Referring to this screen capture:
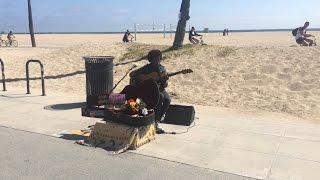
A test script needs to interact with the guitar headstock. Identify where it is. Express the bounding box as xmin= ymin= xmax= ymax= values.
xmin=181 ymin=69 xmax=193 ymax=74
